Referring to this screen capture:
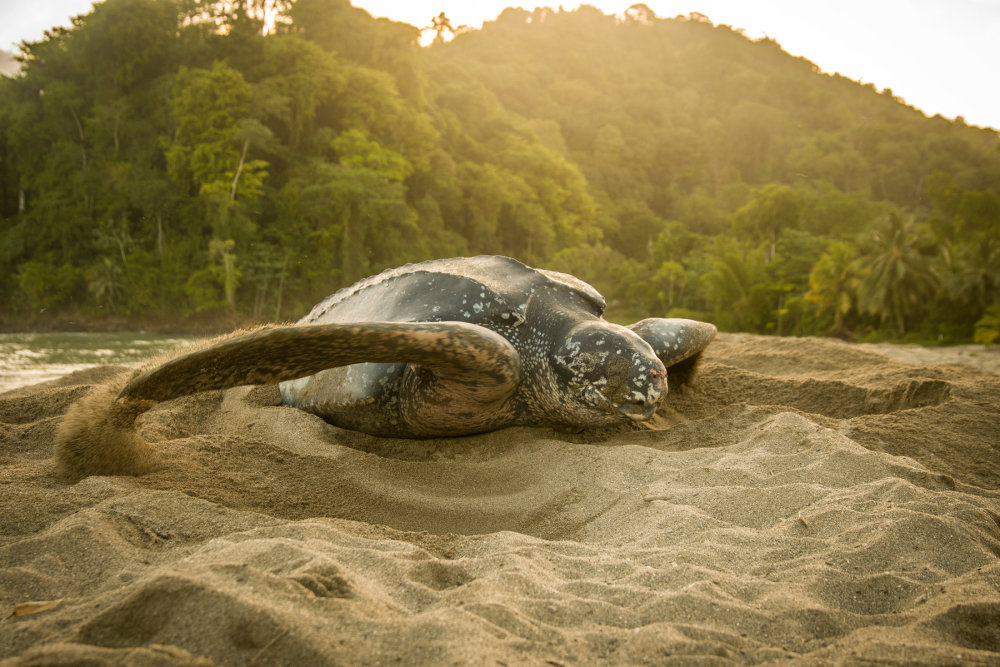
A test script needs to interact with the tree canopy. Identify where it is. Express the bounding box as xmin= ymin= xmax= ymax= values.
xmin=1 ymin=1 xmax=998 ymax=341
